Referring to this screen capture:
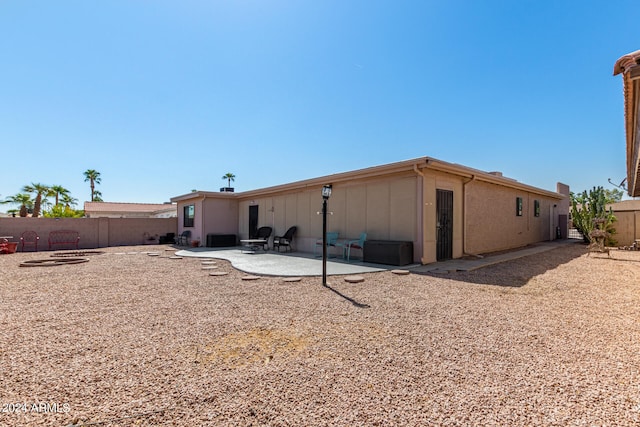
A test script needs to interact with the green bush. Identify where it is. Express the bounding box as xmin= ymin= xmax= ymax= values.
xmin=570 ymin=186 xmax=617 ymax=246
xmin=43 ymin=204 xmax=84 ymax=218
